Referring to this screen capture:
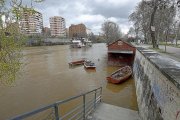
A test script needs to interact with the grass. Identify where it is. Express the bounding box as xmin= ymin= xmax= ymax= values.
xmin=149 ymin=47 xmax=174 ymax=55
xmin=149 ymin=47 xmax=164 ymax=52
xmin=159 ymin=42 xmax=180 ymax=48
